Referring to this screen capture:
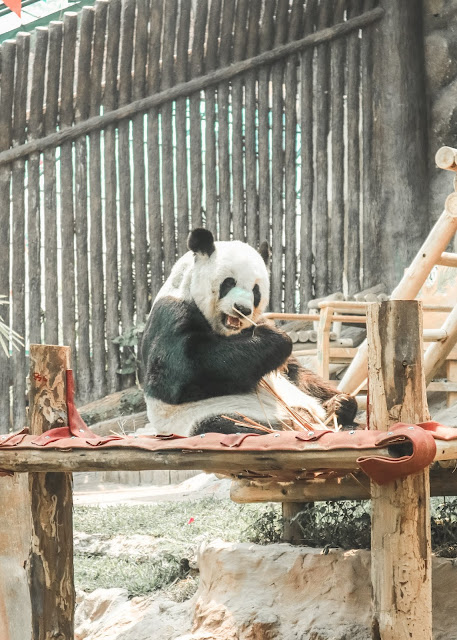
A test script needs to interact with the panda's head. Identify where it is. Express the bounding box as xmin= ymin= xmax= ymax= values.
xmin=187 ymin=228 xmax=270 ymax=336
